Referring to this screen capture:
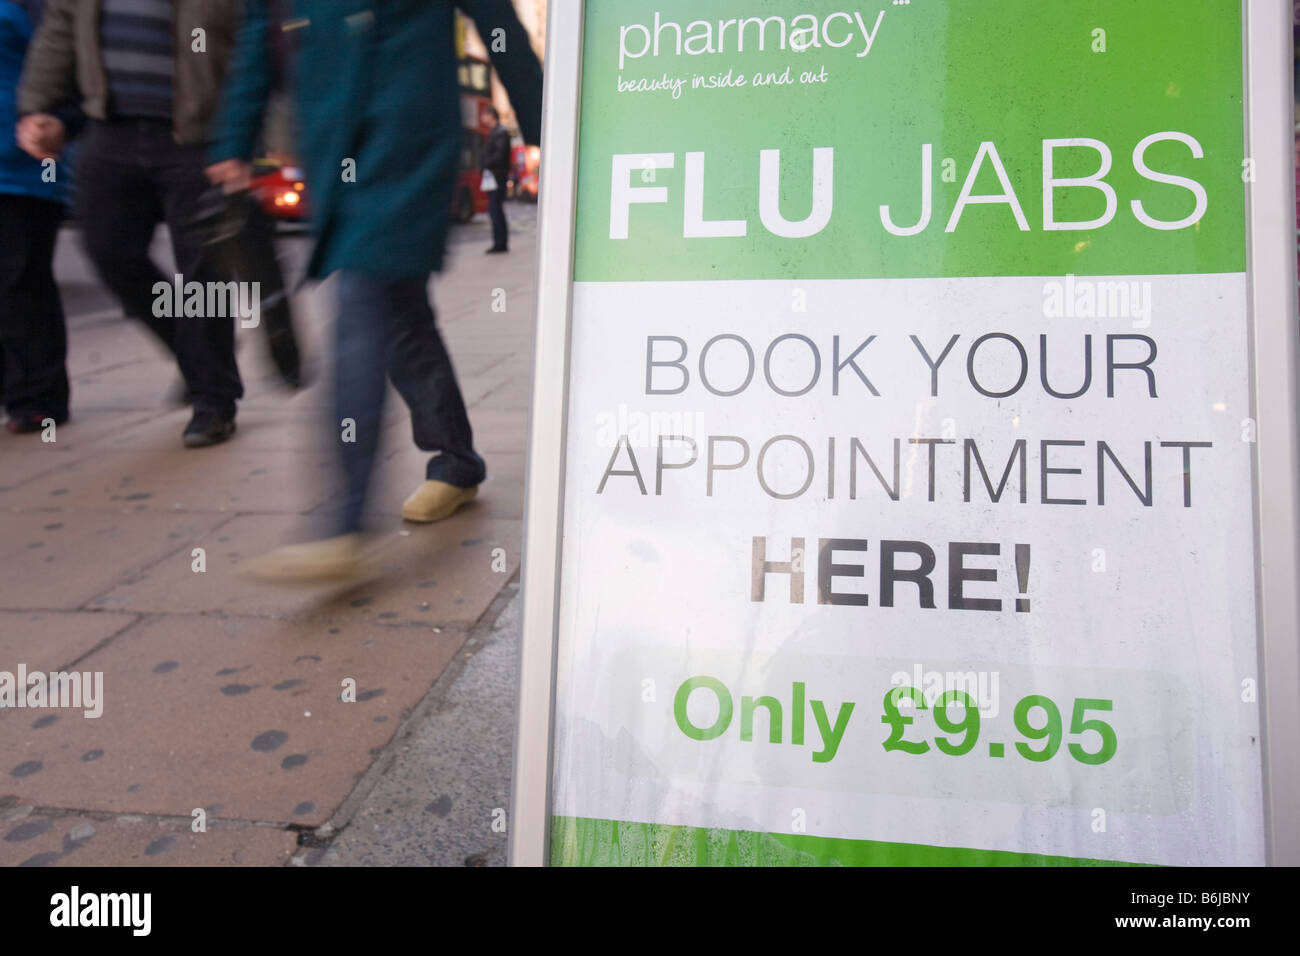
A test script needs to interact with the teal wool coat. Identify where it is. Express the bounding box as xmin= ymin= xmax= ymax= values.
xmin=209 ymin=0 xmax=543 ymax=279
